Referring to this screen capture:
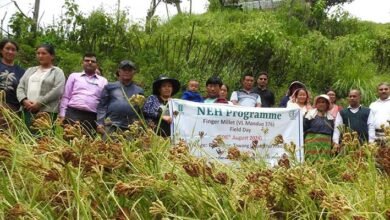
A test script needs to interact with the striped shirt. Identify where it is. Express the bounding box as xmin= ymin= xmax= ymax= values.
xmin=230 ymin=89 xmax=261 ymax=107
